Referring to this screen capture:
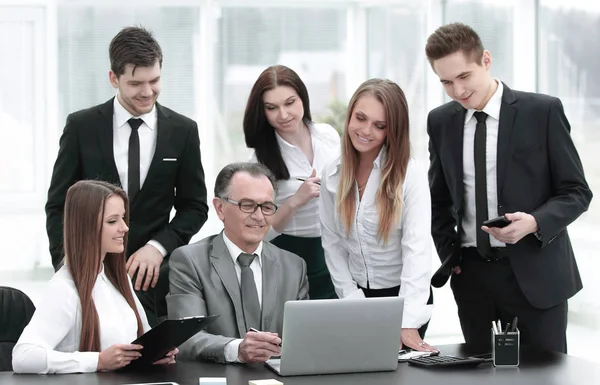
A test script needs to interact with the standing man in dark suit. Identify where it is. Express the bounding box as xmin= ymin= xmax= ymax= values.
xmin=45 ymin=26 xmax=209 ymax=326
xmin=167 ymin=162 xmax=309 ymax=364
xmin=425 ymin=23 xmax=592 ymax=353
